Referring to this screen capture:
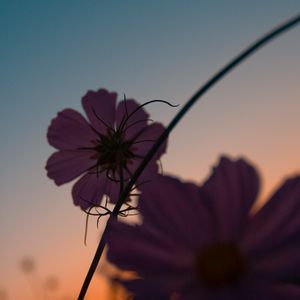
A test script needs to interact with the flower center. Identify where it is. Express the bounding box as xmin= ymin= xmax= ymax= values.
xmin=94 ymin=130 xmax=135 ymax=175
xmin=196 ymin=243 xmax=246 ymax=289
